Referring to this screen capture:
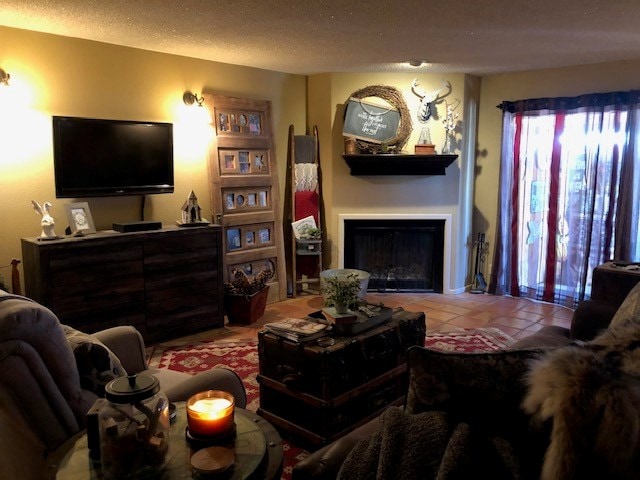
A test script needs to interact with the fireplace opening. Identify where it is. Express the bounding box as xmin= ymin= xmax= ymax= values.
xmin=343 ymin=219 xmax=445 ymax=293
